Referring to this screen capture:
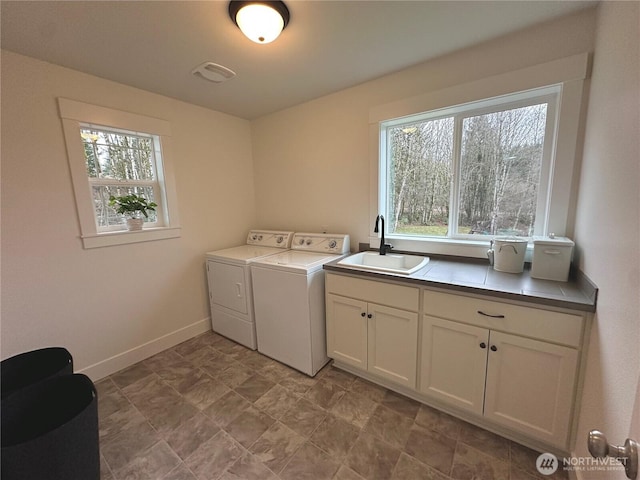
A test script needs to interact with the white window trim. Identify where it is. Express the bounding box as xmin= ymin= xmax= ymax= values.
xmin=59 ymin=98 xmax=181 ymax=249
xmin=369 ymin=53 xmax=590 ymax=258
